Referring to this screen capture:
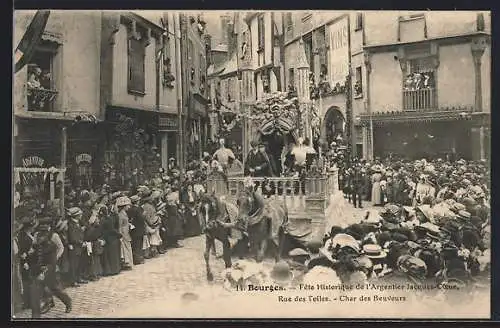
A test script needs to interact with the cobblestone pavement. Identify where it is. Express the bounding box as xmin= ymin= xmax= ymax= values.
xmin=13 ymin=195 xmax=377 ymax=319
